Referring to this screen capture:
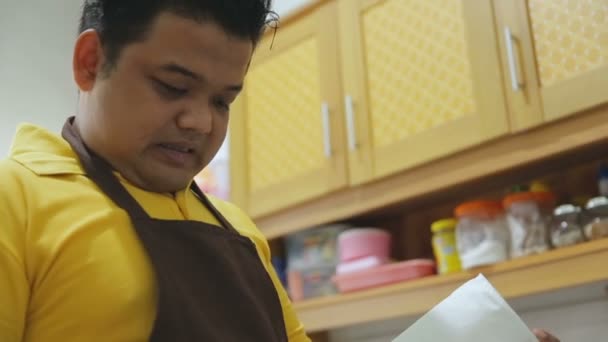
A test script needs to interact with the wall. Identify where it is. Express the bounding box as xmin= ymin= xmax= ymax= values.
xmin=0 ymin=0 xmax=81 ymax=156
xmin=272 ymin=0 xmax=313 ymax=17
